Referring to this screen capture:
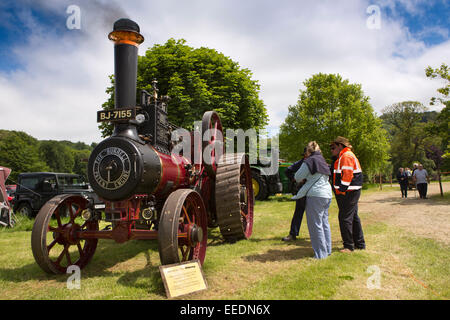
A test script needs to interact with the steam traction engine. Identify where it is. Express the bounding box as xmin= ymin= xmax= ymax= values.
xmin=31 ymin=19 xmax=254 ymax=274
